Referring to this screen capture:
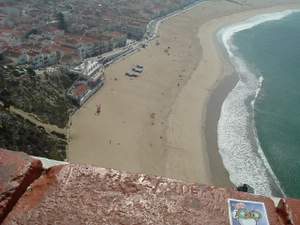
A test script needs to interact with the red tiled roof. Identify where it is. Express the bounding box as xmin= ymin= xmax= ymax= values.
xmin=45 ymin=27 xmax=62 ymax=33
xmin=110 ymin=31 xmax=124 ymax=38
xmin=0 ymin=28 xmax=13 ymax=34
xmin=74 ymin=83 xmax=88 ymax=97
xmin=25 ymin=49 xmax=40 ymax=57
xmin=0 ymin=3 xmax=12 ymax=7
xmin=57 ymin=45 xmax=76 ymax=55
